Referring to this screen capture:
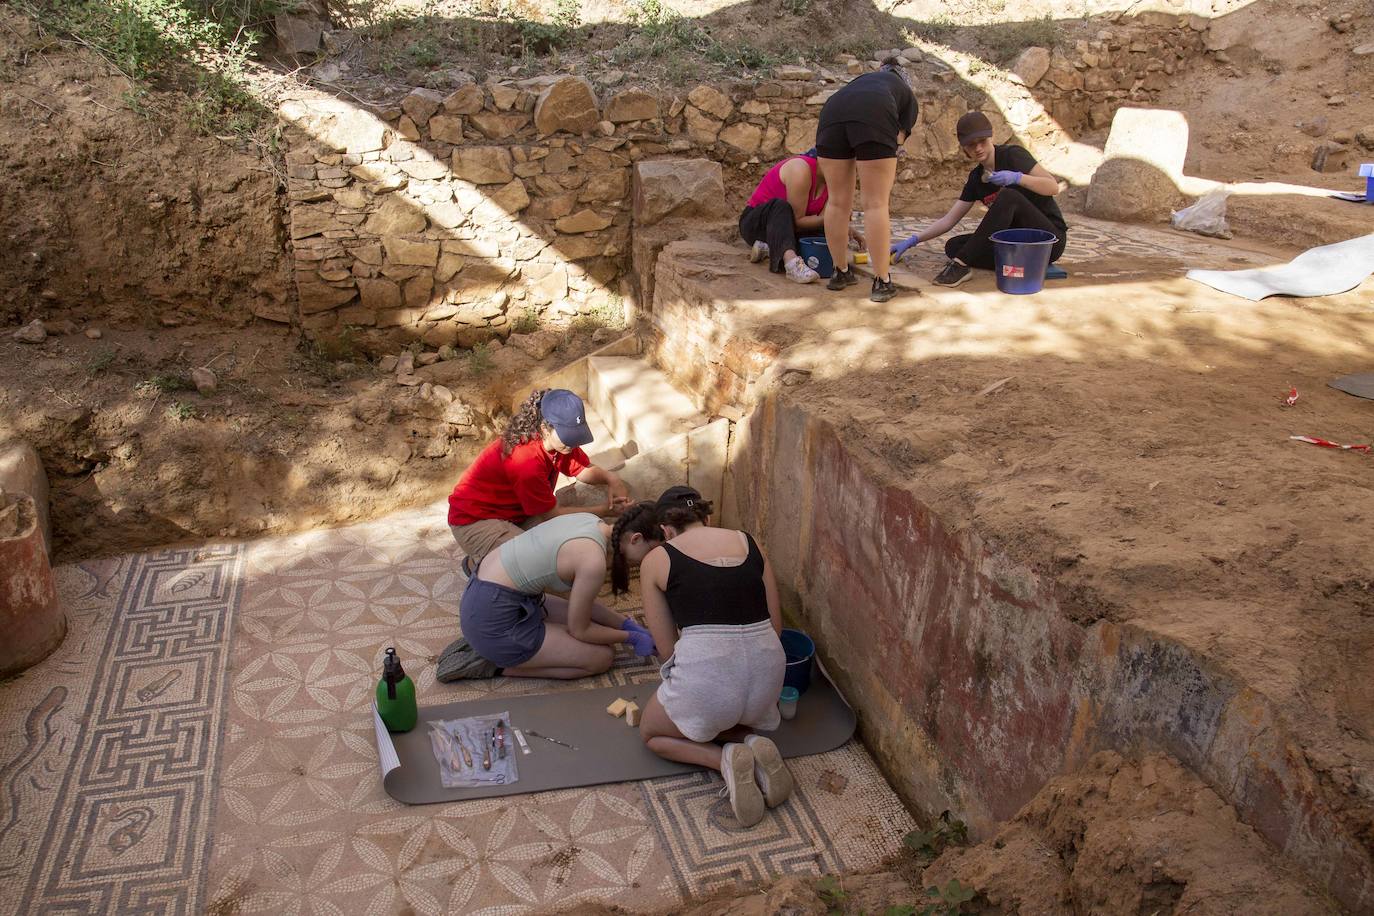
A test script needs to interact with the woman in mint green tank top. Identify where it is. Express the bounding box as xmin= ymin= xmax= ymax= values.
xmin=458 ymin=512 xmax=664 ymax=679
